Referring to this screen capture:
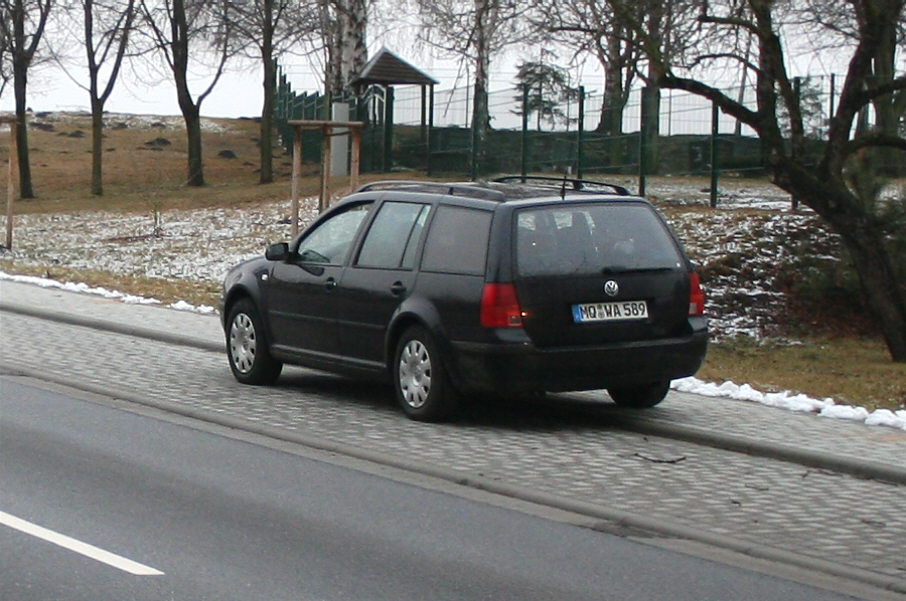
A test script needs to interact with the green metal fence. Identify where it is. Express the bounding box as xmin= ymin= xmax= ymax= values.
xmin=273 ymin=70 xmax=897 ymax=203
